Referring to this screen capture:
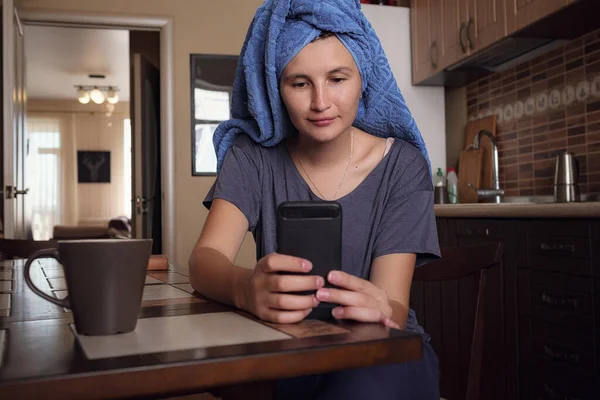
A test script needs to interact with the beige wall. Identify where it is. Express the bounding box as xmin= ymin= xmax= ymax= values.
xmin=18 ymin=0 xmax=262 ymax=266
